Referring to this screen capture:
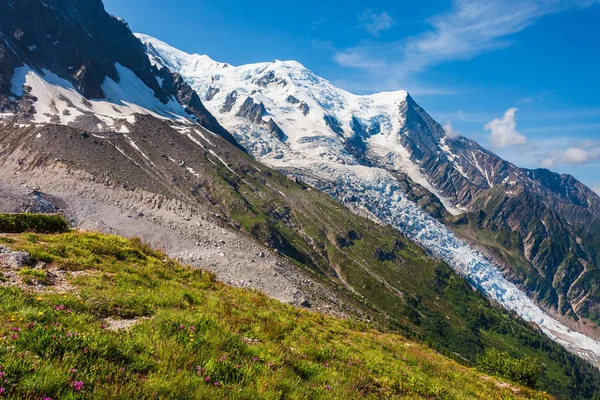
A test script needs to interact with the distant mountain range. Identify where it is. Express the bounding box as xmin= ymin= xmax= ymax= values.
xmin=2 ymin=1 xmax=600 ymax=398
